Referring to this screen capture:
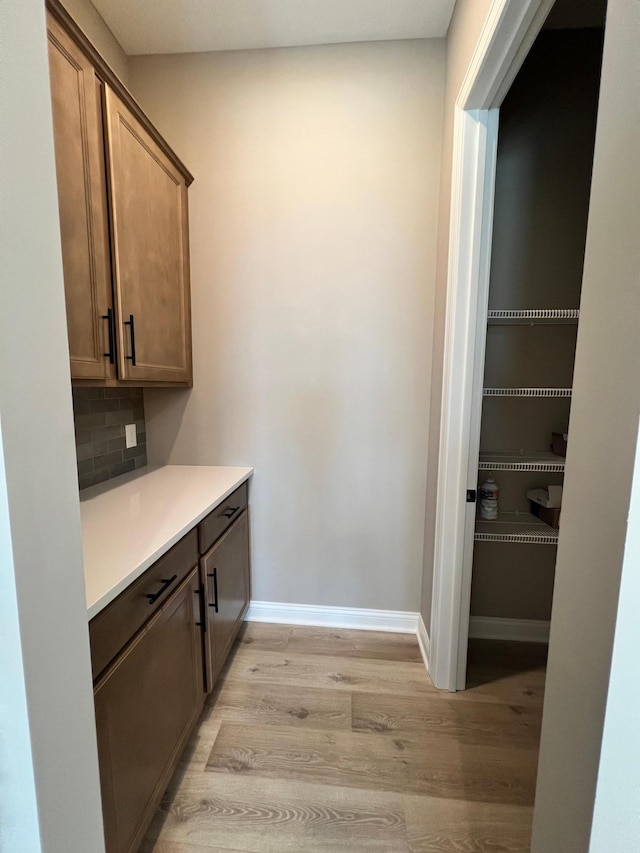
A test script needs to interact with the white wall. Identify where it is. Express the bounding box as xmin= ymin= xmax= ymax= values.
xmin=531 ymin=0 xmax=640 ymax=849
xmin=0 ymin=430 xmax=40 ymax=852
xmin=0 ymin=1 xmax=105 ymax=850
xmin=130 ymin=39 xmax=445 ymax=612
xmin=590 ymin=419 xmax=640 ymax=850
